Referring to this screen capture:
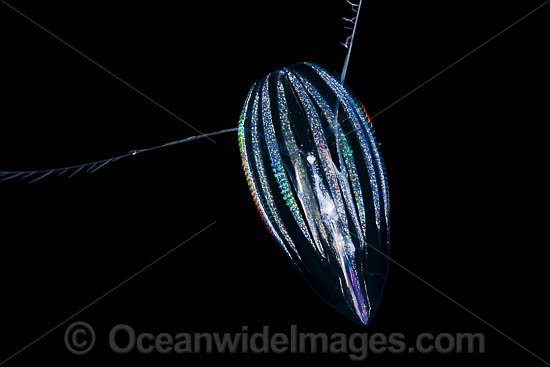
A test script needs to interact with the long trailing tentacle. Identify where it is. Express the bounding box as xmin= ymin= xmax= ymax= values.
xmin=0 ymin=124 xmax=304 ymax=184
xmin=0 ymin=128 xmax=238 ymax=183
